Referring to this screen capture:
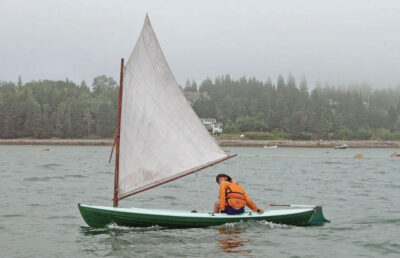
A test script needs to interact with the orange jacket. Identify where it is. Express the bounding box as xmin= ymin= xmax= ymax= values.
xmin=219 ymin=181 xmax=259 ymax=212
